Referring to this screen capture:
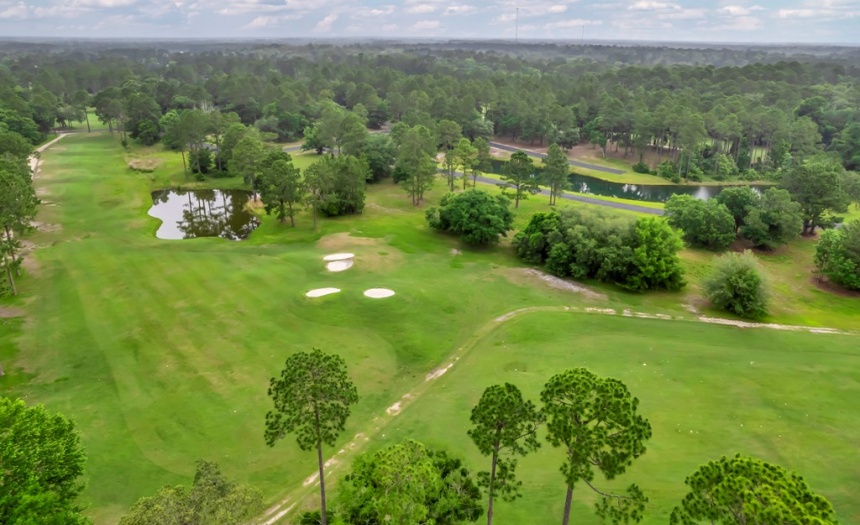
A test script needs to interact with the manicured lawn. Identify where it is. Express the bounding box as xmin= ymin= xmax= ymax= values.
xmin=2 ymin=132 xmax=857 ymax=524
xmin=372 ymin=313 xmax=860 ymax=524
